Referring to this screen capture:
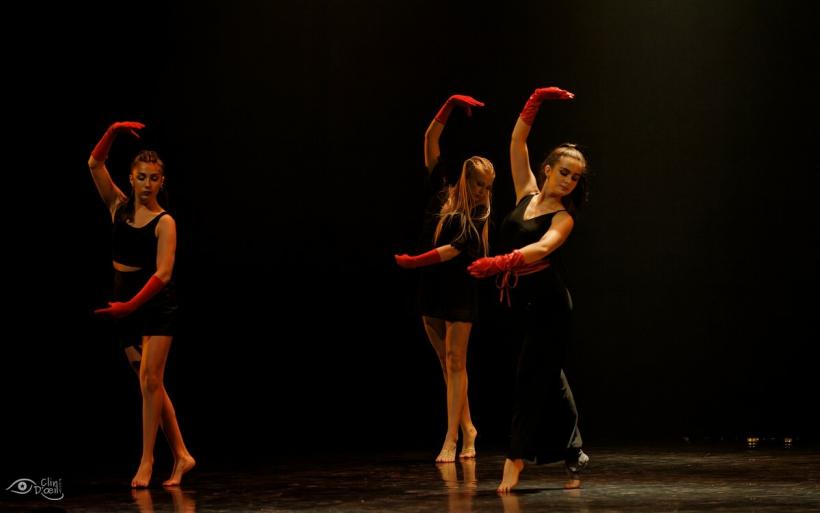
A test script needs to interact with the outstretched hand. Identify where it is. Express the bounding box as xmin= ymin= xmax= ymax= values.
xmin=394 ymin=248 xmax=442 ymax=269
xmin=109 ymin=121 xmax=146 ymax=139
xmin=94 ymin=301 xmax=136 ymax=319
xmin=531 ymin=87 xmax=574 ymax=101
xmin=91 ymin=121 xmax=146 ymax=161
xmin=519 ymin=87 xmax=574 ymax=126
xmin=435 ymin=94 xmax=485 ymax=124
xmin=467 ymin=250 xmax=525 ymax=278
xmin=394 ymin=254 xmax=417 ymax=269
xmin=447 ymin=95 xmax=485 ymax=117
